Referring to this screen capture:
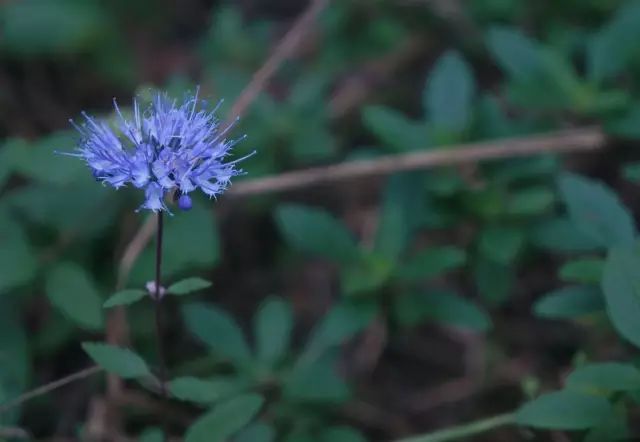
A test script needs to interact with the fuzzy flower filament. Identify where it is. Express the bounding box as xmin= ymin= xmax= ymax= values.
xmin=68 ymin=91 xmax=251 ymax=212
